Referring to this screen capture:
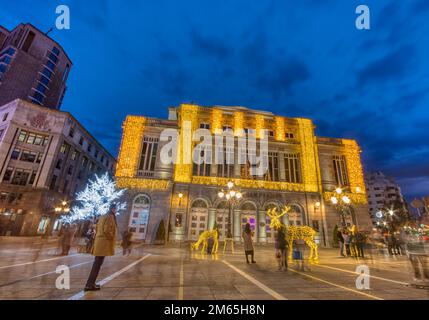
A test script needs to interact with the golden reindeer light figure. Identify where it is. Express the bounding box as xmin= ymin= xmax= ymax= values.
xmin=190 ymin=230 xmax=219 ymax=254
xmin=266 ymin=206 xmax=290 ymax=230
xmin=266 ymin=206 xmax=319 ymax=264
